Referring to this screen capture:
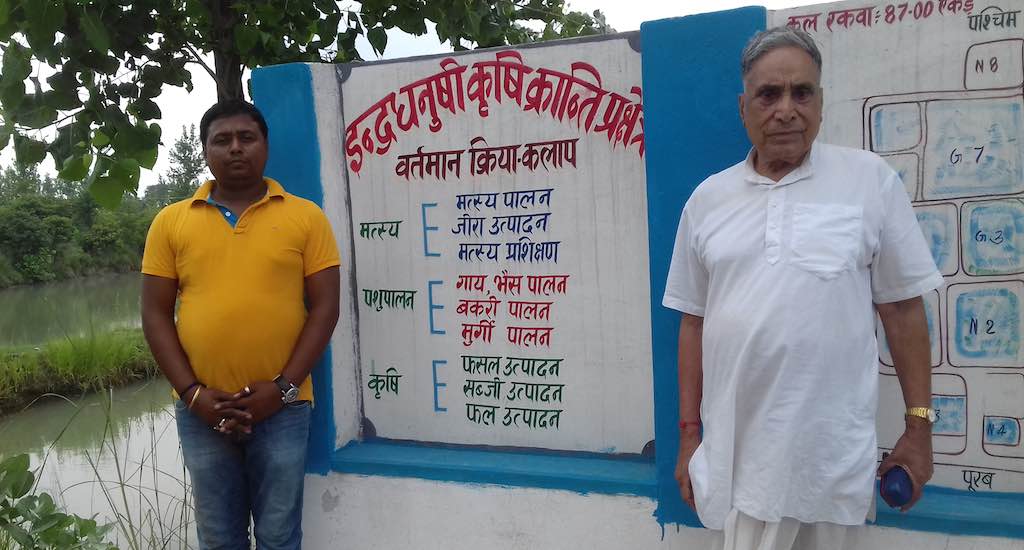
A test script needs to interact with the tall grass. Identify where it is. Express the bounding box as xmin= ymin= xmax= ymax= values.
xmin=3 ymin=388 xmax=197 ymax=549
xmin=0 ymin=329 xmax=157 ymax=415
xmin=79 ymin=393 xmax=196 ymax=550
